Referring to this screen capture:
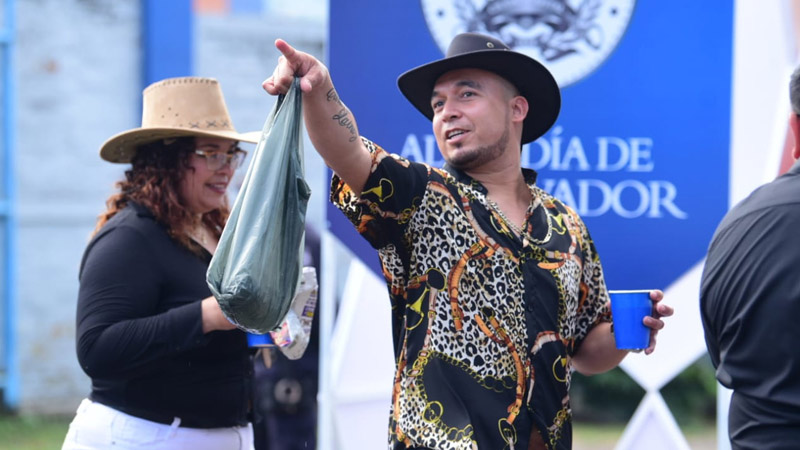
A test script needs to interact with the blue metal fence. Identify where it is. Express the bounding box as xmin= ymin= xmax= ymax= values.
xmin=0 ymin=0 xmax=17 ymax=409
